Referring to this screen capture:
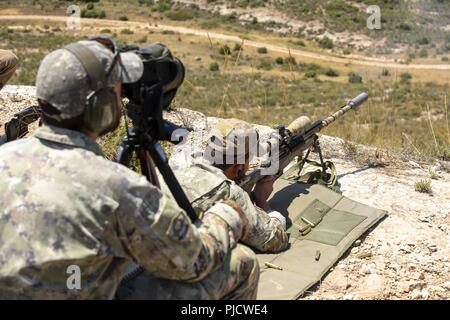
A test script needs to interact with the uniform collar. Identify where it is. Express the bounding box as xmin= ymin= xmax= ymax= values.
xmin=34 ymin=125 xmax=103 ymax=156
